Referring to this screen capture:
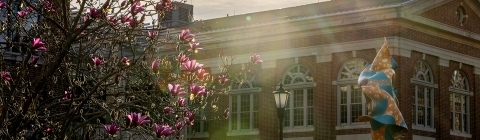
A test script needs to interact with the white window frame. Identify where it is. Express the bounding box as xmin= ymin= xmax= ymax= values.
xmin=337 ymin=84 xmax=367 ymax=126
xmin=227 ymin=71 xmax=260 ymax=136
xmin=283 ymin=88 xmax=314 ymax=130
xmin=335 ymin=58 xmax=369 ymax=129
xmin=228 ymin=91 xmax=260 ymax=135
xmin=449 ymin=70 xmax=471 ymax=138
xmin=280 ymin=64 xmax=315 ymax=132
xmin=411 ymin=61 xmax=435 ymax=132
